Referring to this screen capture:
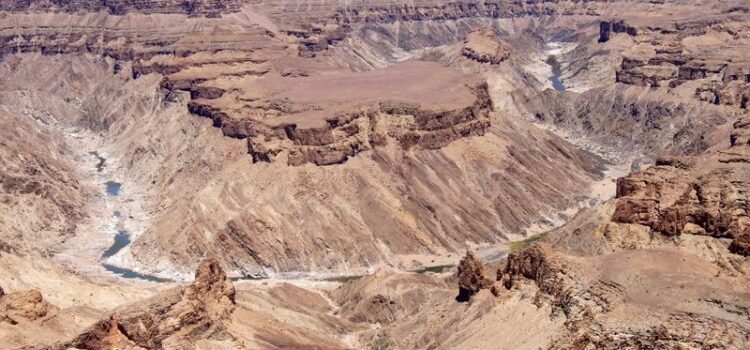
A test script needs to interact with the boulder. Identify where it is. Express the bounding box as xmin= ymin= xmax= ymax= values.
xmin=0 ymin=289 xmax=56 ymax=324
